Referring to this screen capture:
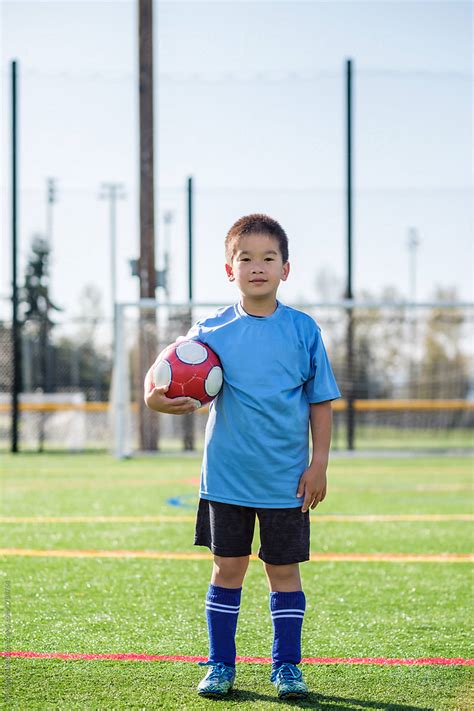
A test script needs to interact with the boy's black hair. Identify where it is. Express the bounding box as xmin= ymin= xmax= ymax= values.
xmin=225 ymin=214 xmax=289 ymax=264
